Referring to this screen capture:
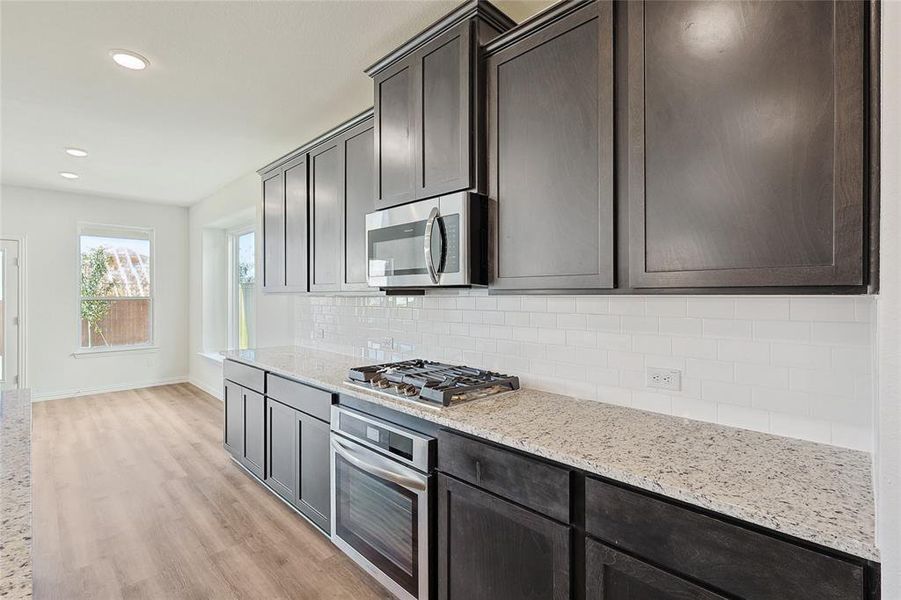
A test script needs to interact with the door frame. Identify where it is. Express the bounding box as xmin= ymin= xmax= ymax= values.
xmin=0 ymin=235 xmax=27 ymax=389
